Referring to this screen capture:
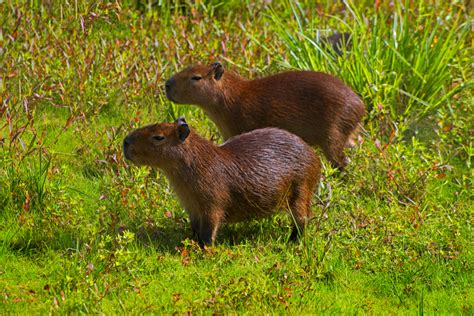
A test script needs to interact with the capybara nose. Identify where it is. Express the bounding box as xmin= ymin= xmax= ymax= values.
xmin=165 ymin=77 xmax=175 ymax=92
xmin=123 ymin=136 xmax=132 ymax=159
xmin=123 ymin=136 xmax=131 ymax=147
